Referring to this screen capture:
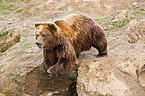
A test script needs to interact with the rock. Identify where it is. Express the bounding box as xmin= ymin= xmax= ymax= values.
xmin=127 ymin=18 xmax=145 ymax=43
xmin=132 ymin=2 xmax=139 ymax=8
xmin=77 ymin=17 xmax=145 ymax=96
xmin=0 ymin=63 xmax=78 ymax=96
xmin=138 ymin=64 xmax=145 ymax=89
xmin=0 ymin=29 xmax=21 ymax=52
xmin=77 ymin=54 xmax=145 ymax=96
